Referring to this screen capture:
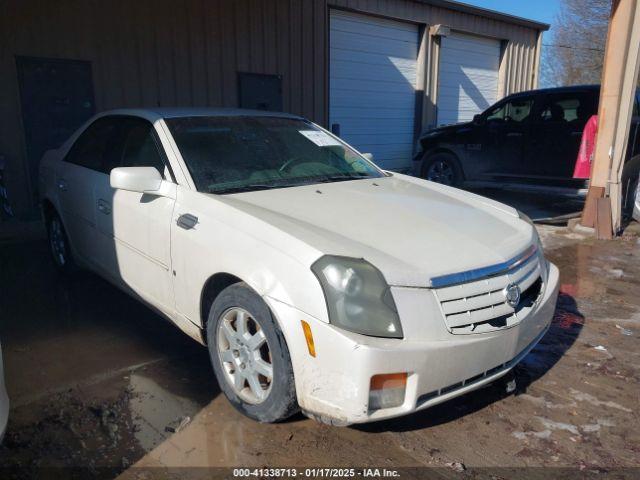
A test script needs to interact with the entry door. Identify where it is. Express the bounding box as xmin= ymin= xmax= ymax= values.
xmin=16 ymin=57 xmax=95 ymax=199
xmin=437 ymin=33 xmax=500 ymax=126
xmin=93 ymin=117 xmax=176 ymax=314
xmin=329 ymin=10 xmax=419 ymax=171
